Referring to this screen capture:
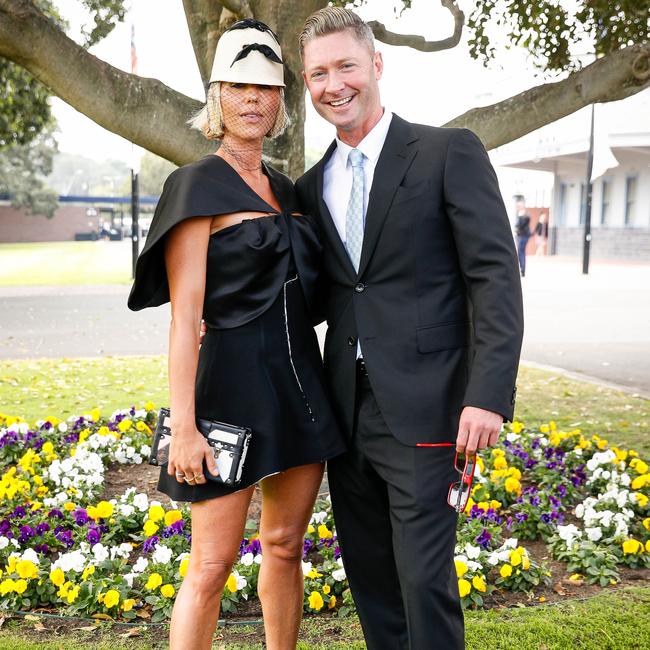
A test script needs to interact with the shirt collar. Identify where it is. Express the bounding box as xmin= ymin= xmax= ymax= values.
xmin=334 ymin=109 xmax=393 ymax=168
